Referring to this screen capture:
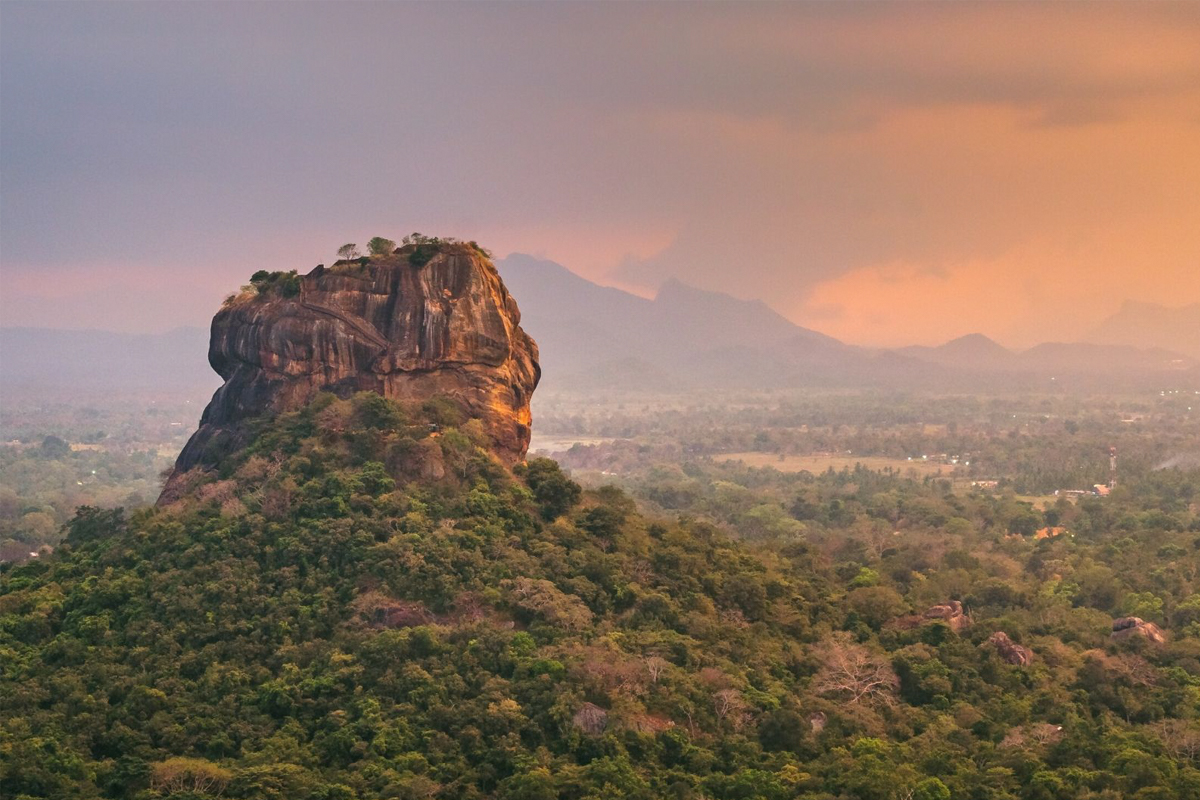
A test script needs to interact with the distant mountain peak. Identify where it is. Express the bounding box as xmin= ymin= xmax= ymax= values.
xmin=656 ymin=276 xmax=763 ymax=308
xmin=940 ymin=333 xmax=1011 ymax=355
xmin=947 ymin=332 xmax=998 ymax=344
xmin=656 ymin=275 xmax=687 ymax=293
xmin=893 ymin=333 xmax=1014 ymax=371
xmin=1118 ymin=298 xmax=1200 ymax=313
xmin=492 ymin=255 xmax=851 ymax=387
xmin=1086 ymin=300 xmax=1200 ymax=359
